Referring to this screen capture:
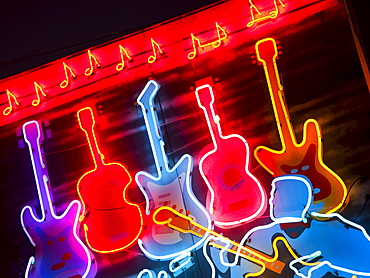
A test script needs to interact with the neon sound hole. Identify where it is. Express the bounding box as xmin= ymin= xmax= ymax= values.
xmin=219 ymin=163 xmax=245 ymax=191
